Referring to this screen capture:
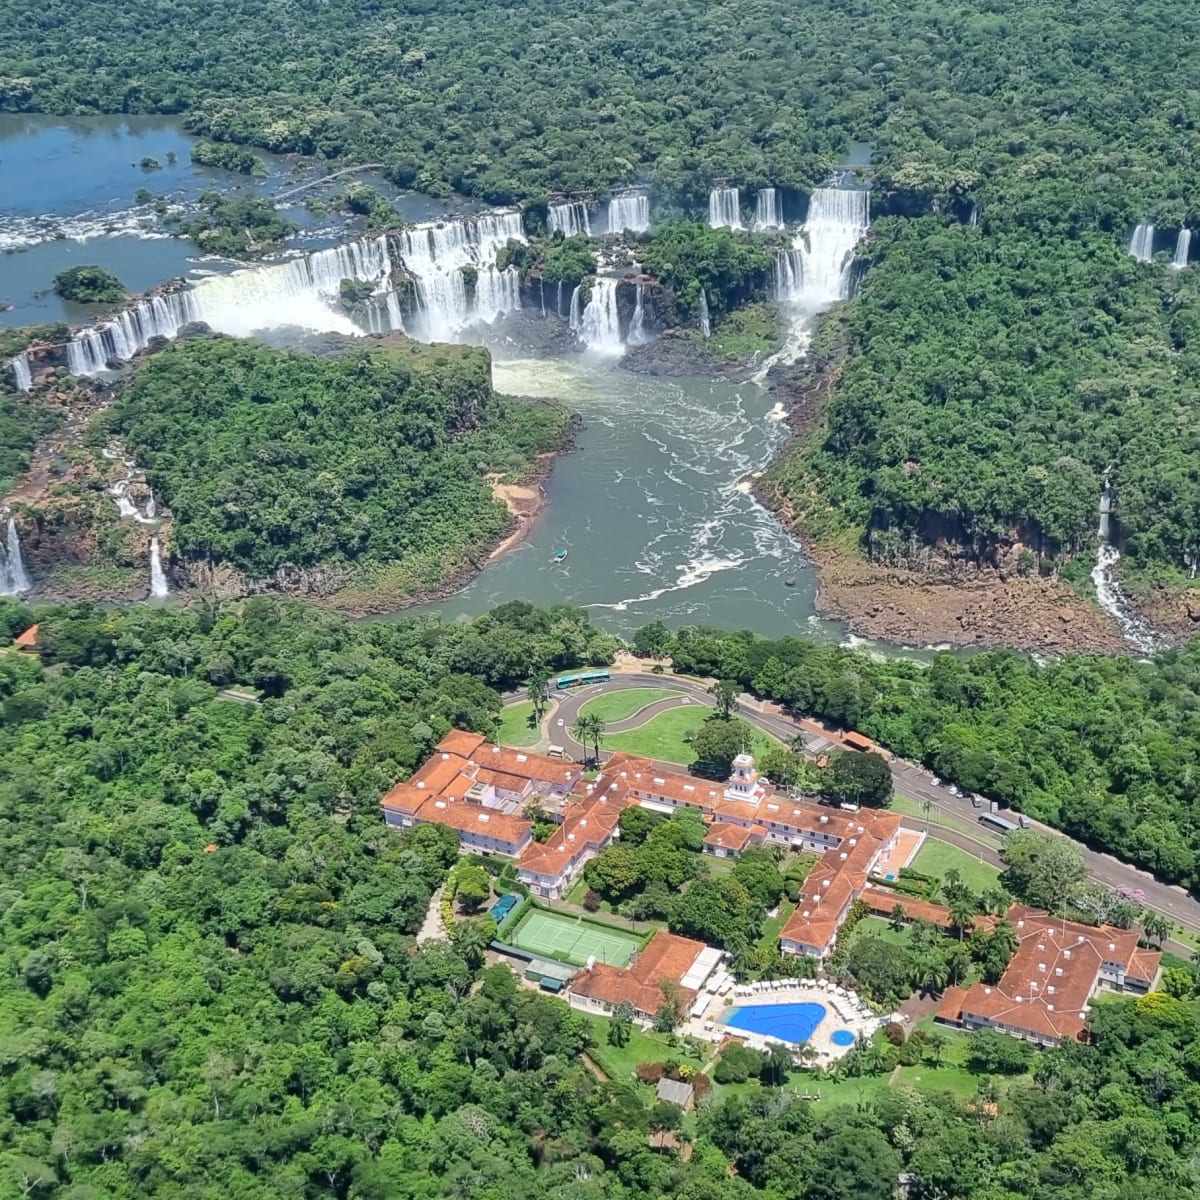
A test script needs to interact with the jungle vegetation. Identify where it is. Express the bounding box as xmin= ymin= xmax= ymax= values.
xmin=3 ymin=597 xmax=1200 ymax=1199
xmin=108 ymin=337 xmax=571 ymax=581
xmin=50 ymin=266 xmax=125 ymax=304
